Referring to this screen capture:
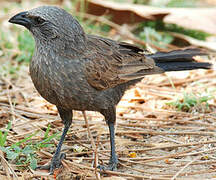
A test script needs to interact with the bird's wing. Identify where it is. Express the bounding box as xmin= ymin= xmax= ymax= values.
xmin=84 ymin=35 xmax=161 ymax=90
